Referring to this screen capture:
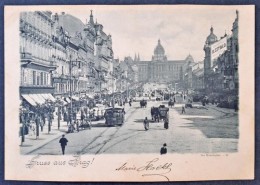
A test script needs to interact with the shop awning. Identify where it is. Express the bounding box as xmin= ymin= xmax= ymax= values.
xmin=29 ymin=94 xmax=45 ymax=104
xmin=21 ymin=94 xmax=37 ymax=106
xmin=22 ymin=94 xmax=56 ymax=106
xmin=41 ymin=94 xmax=50 ymax=101
xmin=44 ymin=94 xmax=56 ymax=102
xmin=56 ymin=97 xmax=67 ymax=105
xmin=65 ymin=97 xmax=71 ymax=103
xmin=71 ymin=96 xmax=80 ymax=101
xmin=37 ymin=94 xmax=47 ymax=104
xmin=86 ymin=94 xmax=94 ymax=99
